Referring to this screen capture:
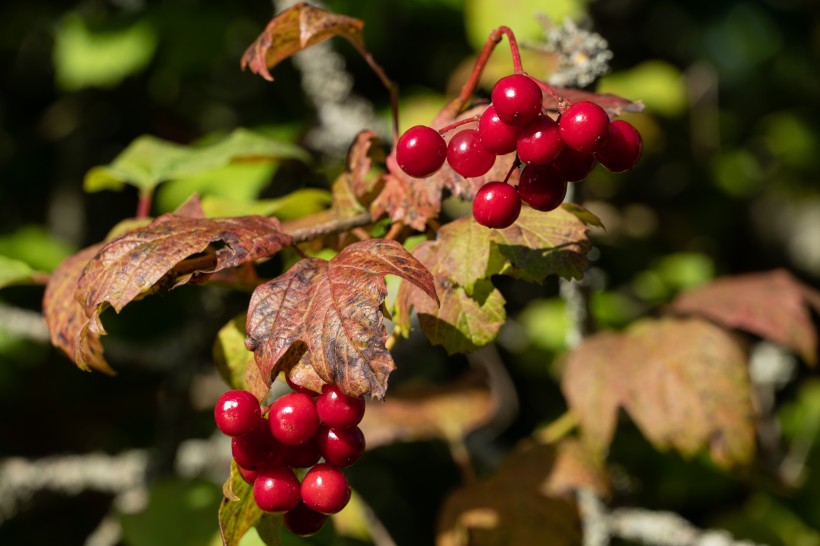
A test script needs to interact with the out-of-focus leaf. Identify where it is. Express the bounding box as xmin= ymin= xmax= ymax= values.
xmin=597 ymin=60 xmax=687 ymax=118
xmin=668 ymin=269 xmax=820 ymax=365
xmin=214 ymin=315 xmax=269 ymax=398
xmin=359 ymin=373 xmax=497 ymax=448
xmin=0 ymin=256 xmax=46 ymax=288
xmin=241 ymin=2 xmax=365 ymax=82
xmin=53 ymin=13 xmax=158 ymax=91
xmin=561 ymin=317 xmax=756 ymax=468
xmin=0 ymin=225 xmax=76 ymax=272
xmin=85 ymin=128 xmax=308 ymax=194
xmin=119 ymin=478 xmax=222 ymax=546
xmin=437 ymin=440 xmax=606 ymax=546
xmin=200 ymin=189 xmax=332 ymax=220
xmin=245 ymin=239 xmax=438 ymax=399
